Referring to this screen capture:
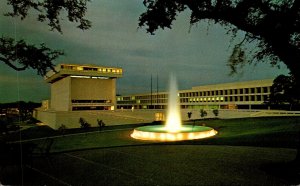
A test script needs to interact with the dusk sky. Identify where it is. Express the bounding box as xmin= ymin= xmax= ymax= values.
xmin=0 ymin=0 xmax=289 ymax=103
